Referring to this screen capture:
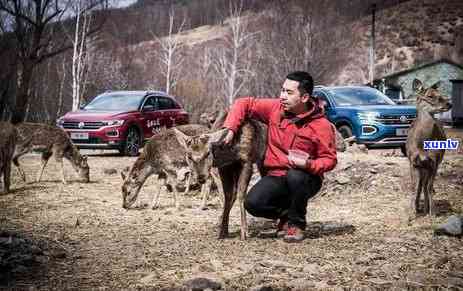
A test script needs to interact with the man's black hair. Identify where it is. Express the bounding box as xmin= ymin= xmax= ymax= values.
xmin=286 ymin=71 xmax=314 ymax=96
